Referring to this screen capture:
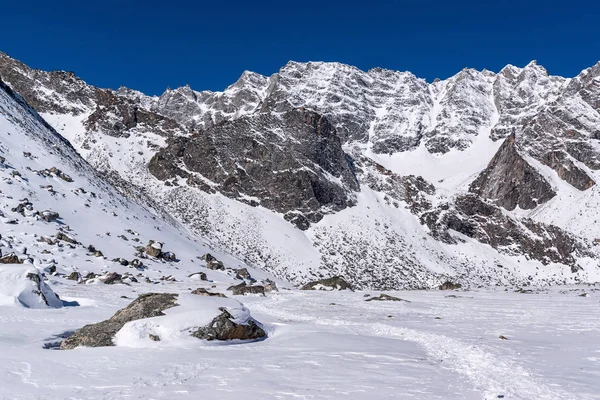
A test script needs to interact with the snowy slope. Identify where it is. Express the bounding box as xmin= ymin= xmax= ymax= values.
xmin=0 ymin=78 xmax=280 ymax=299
